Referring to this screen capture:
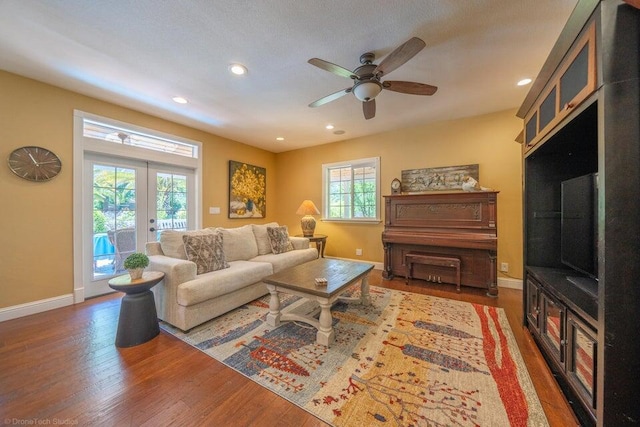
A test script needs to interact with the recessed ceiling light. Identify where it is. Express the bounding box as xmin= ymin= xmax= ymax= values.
xmin=229 ymin=64 xmax=247 ymax=76
xmin=172 ymin=96 xmax=188 ymax=104
xmin=333 ymin=130 xmax=345 ymax=135
xmin=276 ymin=137 xmax=284 ymax=141
xmin=517 ymin=78 xmax=532 ymax=86
xmin=325 ymin=124 xmax=334 ymax=130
